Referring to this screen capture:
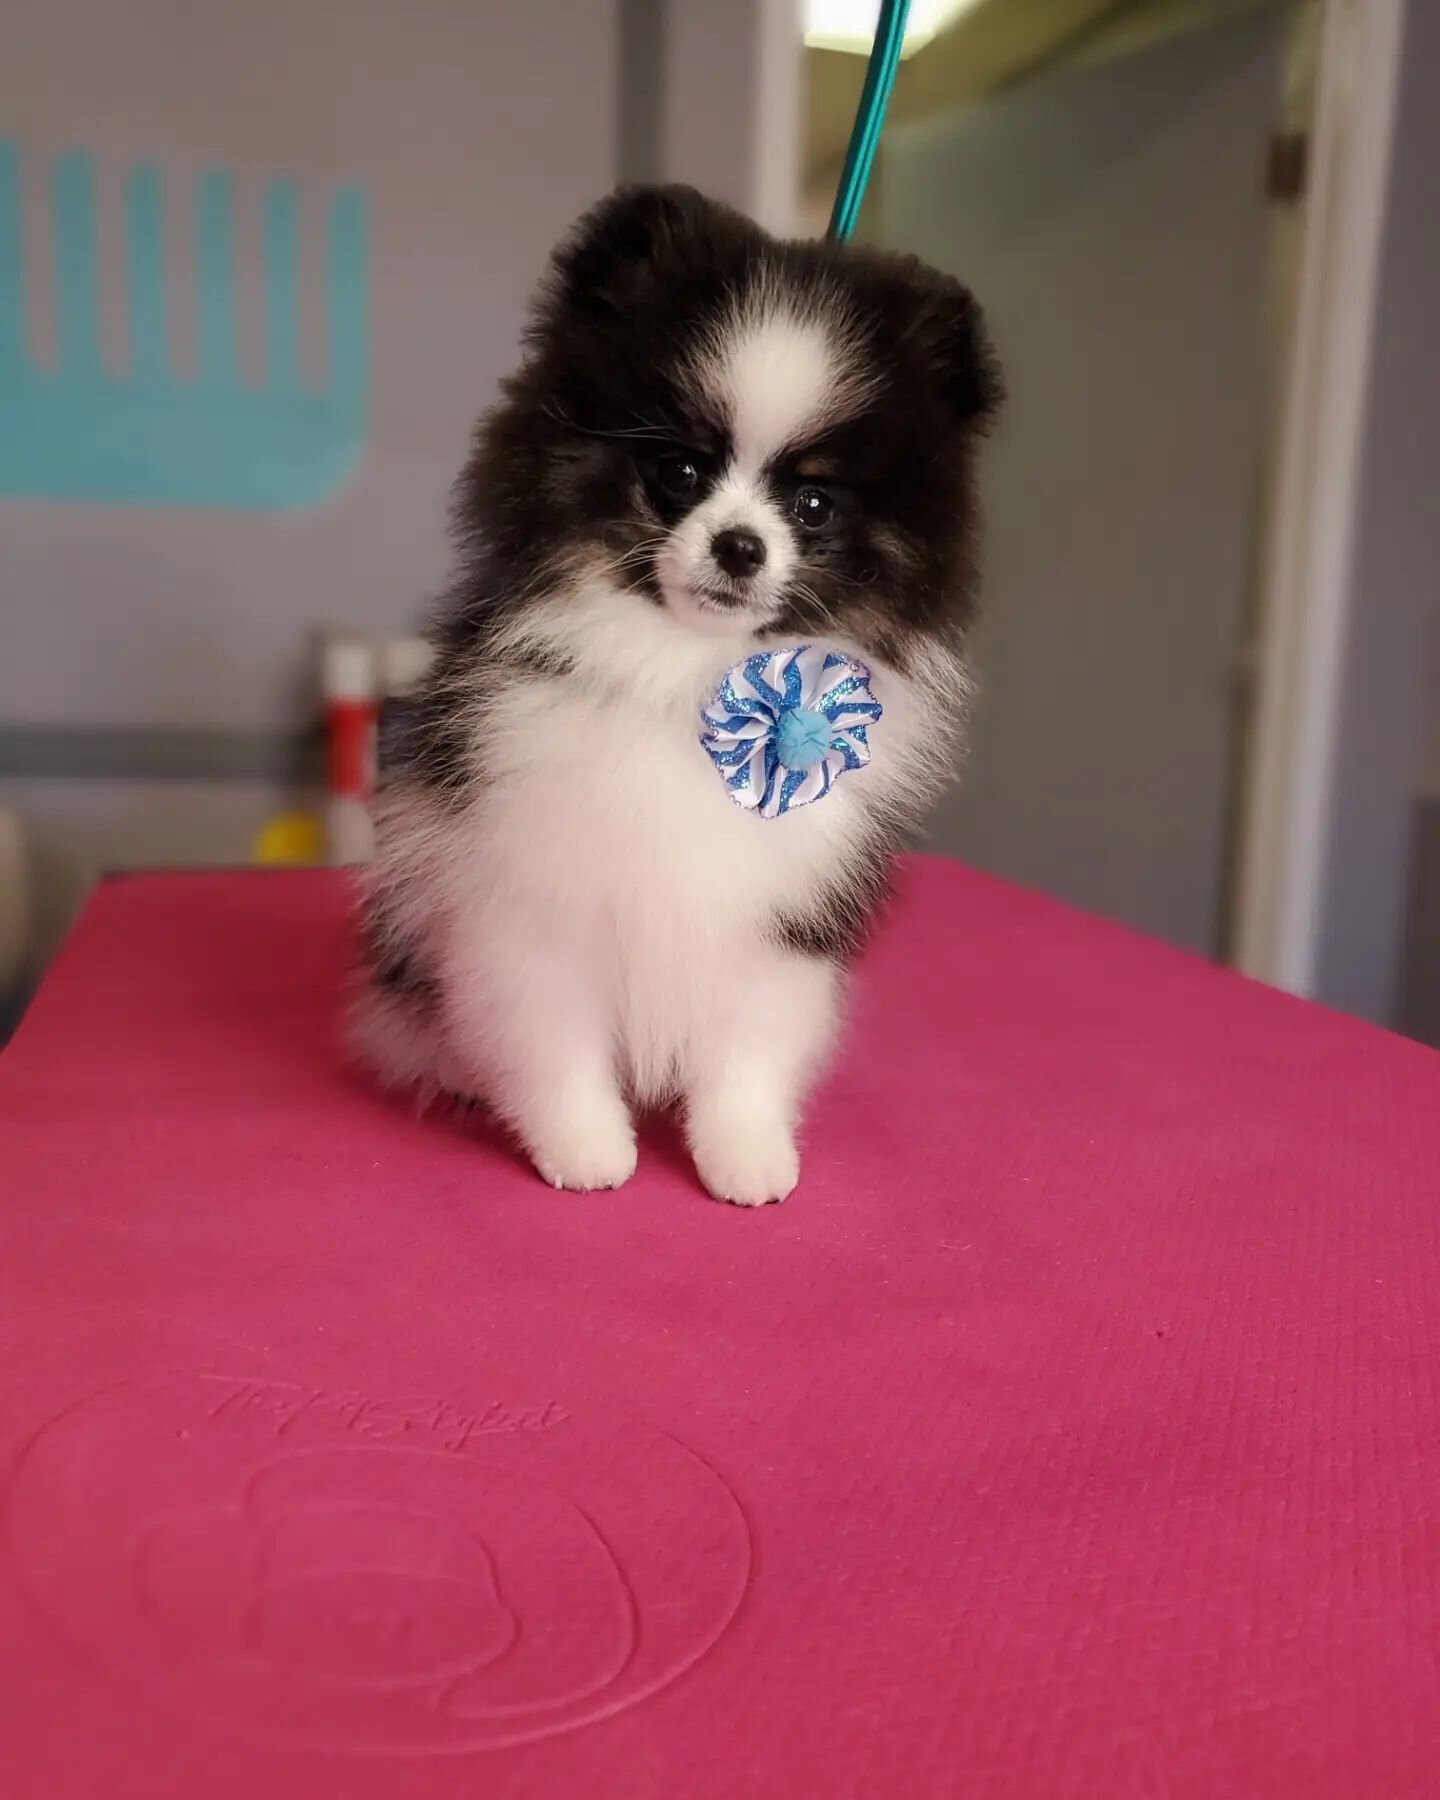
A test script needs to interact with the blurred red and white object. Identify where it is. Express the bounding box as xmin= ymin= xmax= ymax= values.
xmin=322 ymin=635 xmax=378 ymax=867
xmin=320 ymin=634 xmax=433 ymax=866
